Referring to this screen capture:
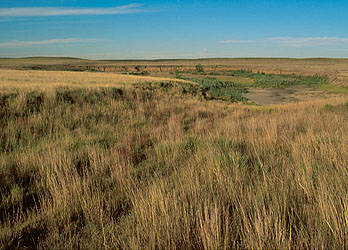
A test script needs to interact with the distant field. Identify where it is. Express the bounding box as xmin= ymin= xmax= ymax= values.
xmin=3 ymin=56 xmax=347 ymax=105
xmin=1 ymin=57 xmax=348 ymax=81
xmin=0 ymin=69 xmax=193 ymax=91
xmin=0 ymin=59 xmax=347 ymax=249
xmin=2 ymin=57 xmax=348 ymax=91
